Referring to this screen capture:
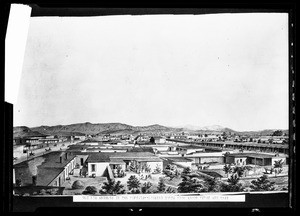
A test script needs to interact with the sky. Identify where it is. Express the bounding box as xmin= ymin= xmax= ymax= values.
xmin=13 ymin=13 xmax=289 ymax=131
